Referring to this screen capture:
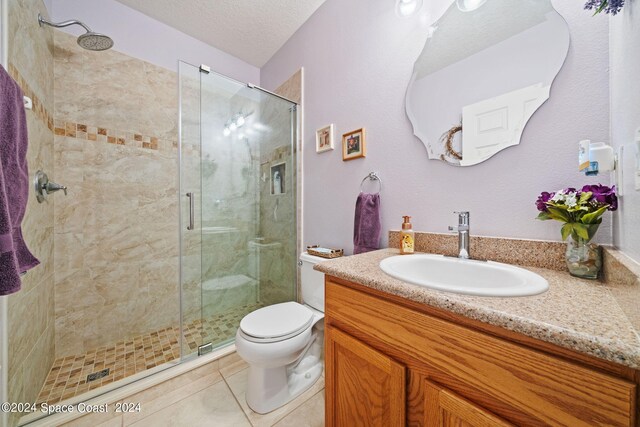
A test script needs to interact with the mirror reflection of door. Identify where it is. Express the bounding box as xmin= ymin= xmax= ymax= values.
xmin=405 ymin=0 xmax=570 ymax=166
